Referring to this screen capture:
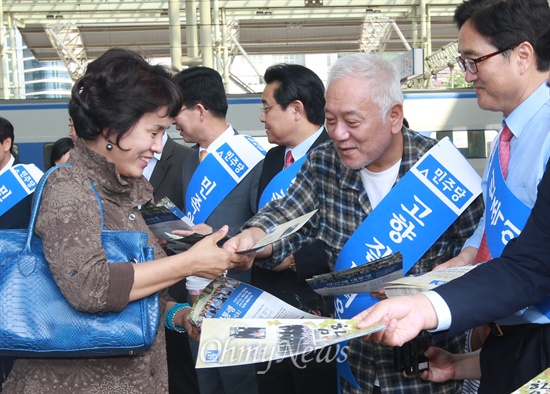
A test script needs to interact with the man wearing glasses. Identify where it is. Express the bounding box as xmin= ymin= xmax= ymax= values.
xmin=357 ymin=23 xmax=550 ymax=394
xmin=437 ymin=0 xmax=550 ymax=391
xmin=357 ymin=0 xmax=550 ymax=393
xmin=171 ymin=66 xmax=264 ymax=394
xmin=252 ymin=64 xmax=335 ymax=394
